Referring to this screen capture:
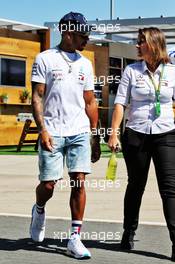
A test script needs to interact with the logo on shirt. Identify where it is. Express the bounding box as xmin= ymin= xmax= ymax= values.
xmin=52 ymin=69 xmax=64 ymax=81
xmin=78 ymin=67 xmax=85 ymax=83
xmin=32 ymin=63 xmax=39 ymax=76
xmin=136 ymin=74 xmax=145 ymax=87
xmin=136 ymin=74 xmax=144 ymax=81
xmin=79 ymin=72 xmax=85 ymax=81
